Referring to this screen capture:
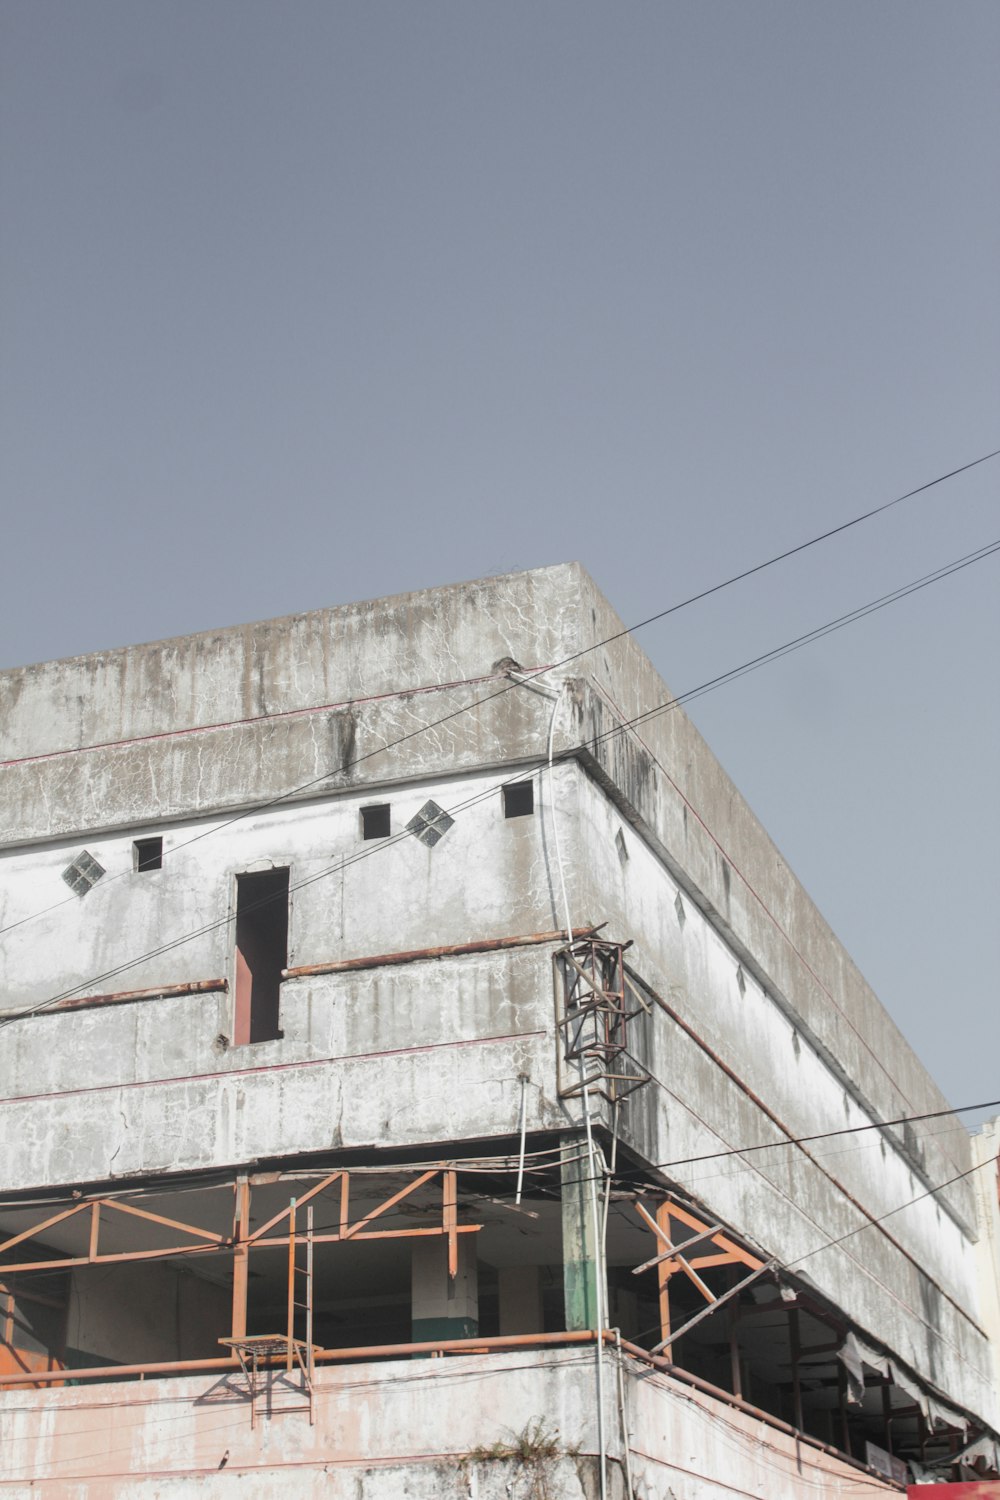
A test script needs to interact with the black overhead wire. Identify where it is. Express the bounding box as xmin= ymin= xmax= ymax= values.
xmin=554 ymin=1108 xmax=1000 ymax=1217
xmin=2 ymin=532 xmax=998 ymax=1028
xmin=657 ymin=1098 xmax=1000 ymax=1170
xmin=2 ymin=444 xmax=997 ymax=943
xmin=559 ymin=1139 xmax=1000 ymax=1367
xmin=786 ymin=1154 xmax=994 ymax=1273
xmin=574 ymin=537 xmax=1000 ymax=750
xmin=578 ymin=1097 xmax=1000 ymax=1183
xmin=617 ymin=1160 xmax=1000 ymax=1352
